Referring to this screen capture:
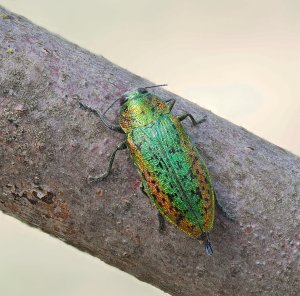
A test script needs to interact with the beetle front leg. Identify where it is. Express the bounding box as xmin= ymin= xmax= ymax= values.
xmin=79 ymin=102 xmax=125 ymax=134
xmin=178 ymin=113 xmax=207 ymax=126
xmin=89 ymin=141 xmax=127 ymax=183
